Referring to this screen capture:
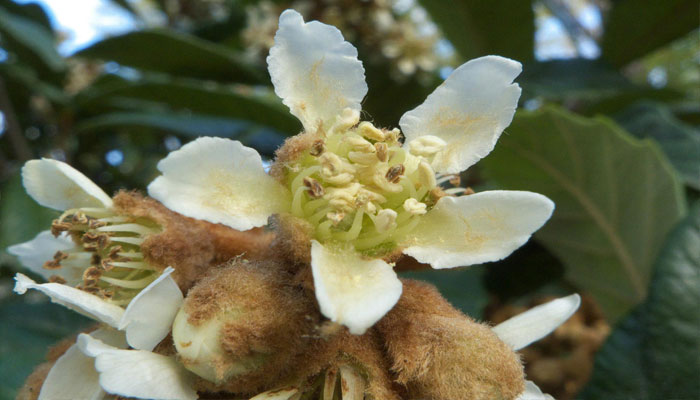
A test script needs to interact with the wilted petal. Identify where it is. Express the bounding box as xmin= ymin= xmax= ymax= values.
xmin=516 ymin=381 xmax=555 ymax=400
xmin=148 ymin=137 xmax=290 ymax=231
xmin=493 ymin=294 xmax=581 ymax=351
xmin=22 ymin=158 xmax=112 ymax=210
xmin=311 ymin=241 xmax=402 ymax=335
xmin=339 ymin=365 xmax=365 ymax=400
xmin=39 ymin=329 xmax=127 ymax=400
xmin=267 ymin=9 xmax=367 ymax=131
xmin=400 ymin=56 xmax=522 ymax=174
xmin=7 ymin=230 xmax=83 ymax=285
xmin=119 ymin=267 xmax=183 ymax=351
xmin=13 ymin=273 xmax=124 ymax=327
xmin=402 ymin=191 xmax=554 ymax=269
xmin=250 ymin=387 xmax=300 ymax=400
xmin=78 ymin=334 xmax=197 ymax=400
